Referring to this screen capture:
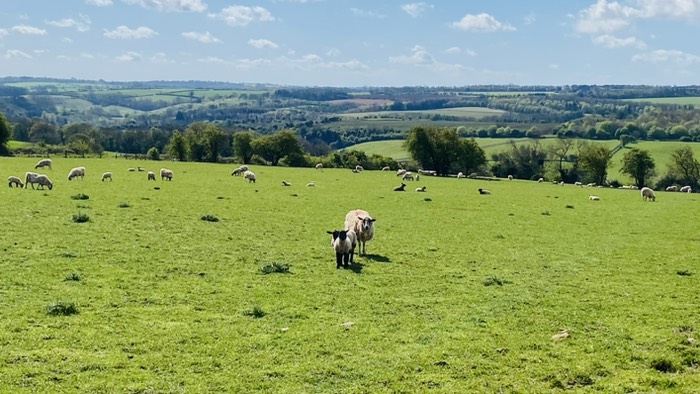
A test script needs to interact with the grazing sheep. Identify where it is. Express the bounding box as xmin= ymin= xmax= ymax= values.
xmin=641 ymin=187 xmax=656 ymax=201
xmin=396 ymin=169 xmax=407 ymax=177
xmin=25 ymin=172 xmax=53 ymax=190
xmin=306 ymin=182 xmax=316 ymax=187
xmin=315 ymin=163 xmax=323 ymax=170
xmin=67 ymin=166 xmax=86 ymax=181
xmin=680 ymin=185 xmax=692 ymax=193
xmin=282 ymin=181 xmax=292 ymax=186
xmin=575 ymin=181 xmax=583 ymax=187
xmin=147 ymin=171 xmax=156 ymax=181
xmin=344 ymin=209 xmax=375 ymax=256
xmin=355 ymin=165 xmax=364 ymax=172
xmin=416 ymin=186 xmax=427 ymax=192
xmin=587 ymin=183 xmax=596 ymax=187
xmin=538 ymin=177 xmax=544 ymax=183
xmin=34 ymin=159 xmax=52 ymax=170
xmin=128 ymin=168 xmax=136 ymax=172
xmin=8 ymin=176 xmax=24 ymax=188
xmin=244 ymin=170 xmax=256 ymax=183
xmin=381 ymin=166 xmax=390 ymax=171
xmin=666 ymin=185 xmax=678 ymax=192
xmin=101 ymin=172 xmax=113 ymax=181
xmin=402 ymin=172 xmax=414 ymax=181
xmin=508 ymin=175 xmax=513 ymax=181
xmin=231 ymin=165 xmax=249 ymax=176
xmin=559 ymin=181 xmax=565 ymax=186
xmin=478 ymin=188 xmax=491 ymax=195
xmin=160 ymin=168 xmax=174 ymax=181
xmin=137 ymin=167 xmax=145 ymax=172
xmin=327 ymin=229 xmax=357 ymax=269
xmin=457 ymin=172 xmax=465 ymax=179
xmin=393 ymin=183 xmax=406 ymax=192
xmin=588 ymin=195 xmax=600 ymax=201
